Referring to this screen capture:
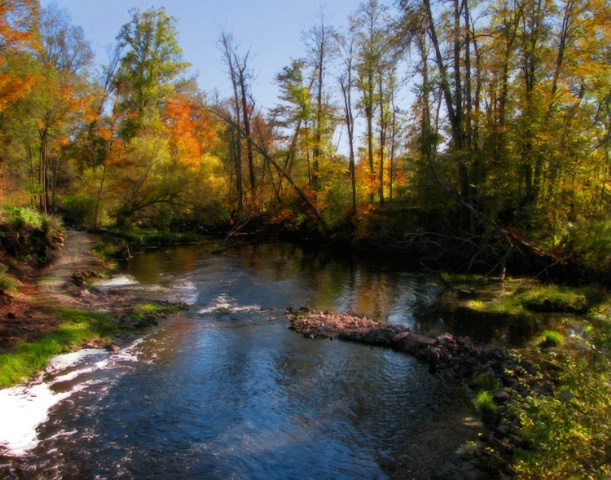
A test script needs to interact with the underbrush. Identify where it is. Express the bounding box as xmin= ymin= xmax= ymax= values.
xmin=510 ymin=315 xmax=611 ymax=478
xmin=0 ymin=207 xmax=64 ymax=267
xmin=440 ymin=274 xmax=610 ymax=477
